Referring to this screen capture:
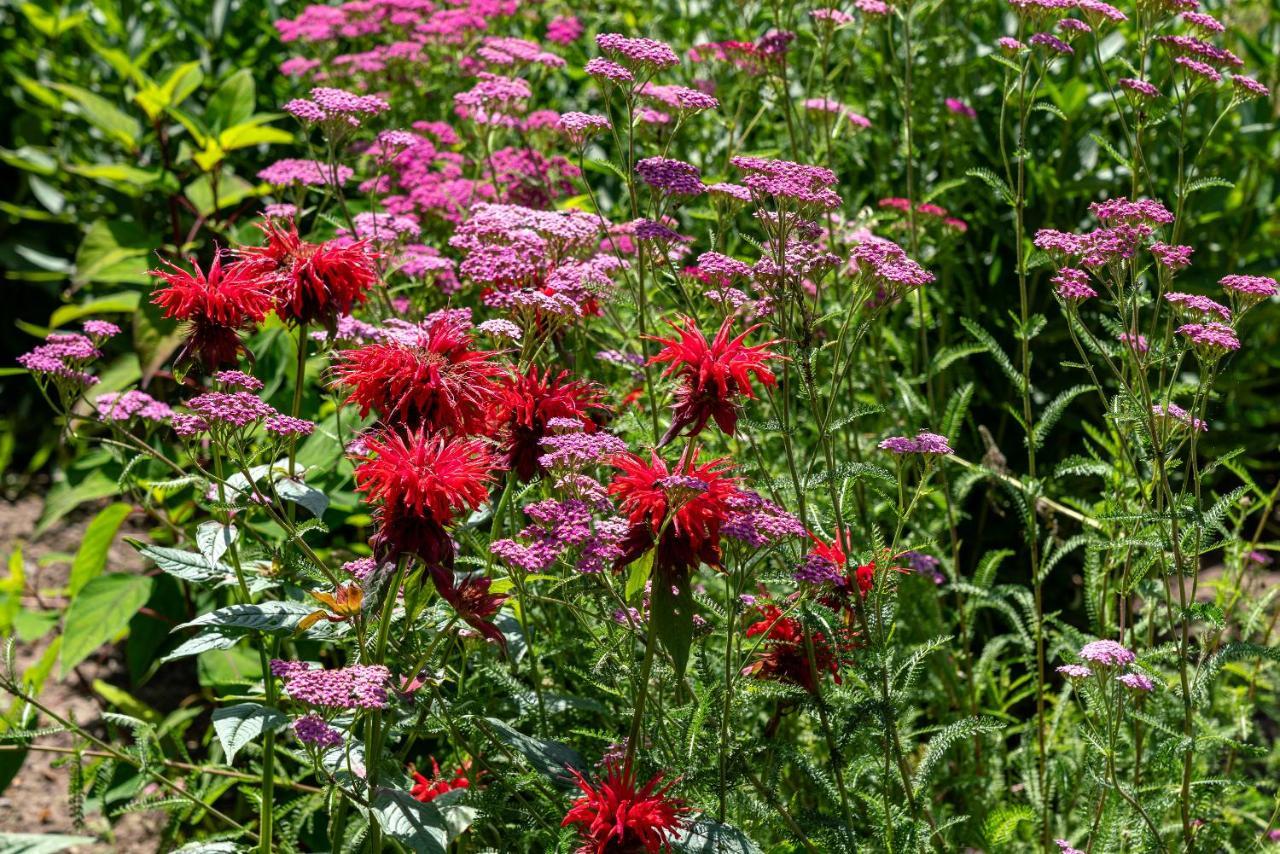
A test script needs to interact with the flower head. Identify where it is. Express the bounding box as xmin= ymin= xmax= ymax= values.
xmin=335 ymin=312 xmax=505 ymax=434
xmin=241 ymin=219 xmax=379 ymax=330
xmin=151 ymin=252 xmax=273 ymax=369
xmin=563 ymin=763 xmax=688 ymax=854
xmin=1078 ymin=639 xmax=1136 ymax=667
xmin=648 ymin=315 xmax=782 ymax=445
xmin=354 ymin=428 xmax=498 ymax=564
xmin=608 ymin=450 xmax=738 ymax=577
xmin=495 ymin=368 xmax=608 ymax=481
